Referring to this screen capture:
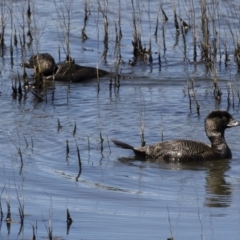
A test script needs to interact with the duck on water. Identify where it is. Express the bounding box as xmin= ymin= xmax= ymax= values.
xmin=20 ymin=53 xmax=109 ymax=82
xmin=112 ymin=111 xmax=240 ymax=162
